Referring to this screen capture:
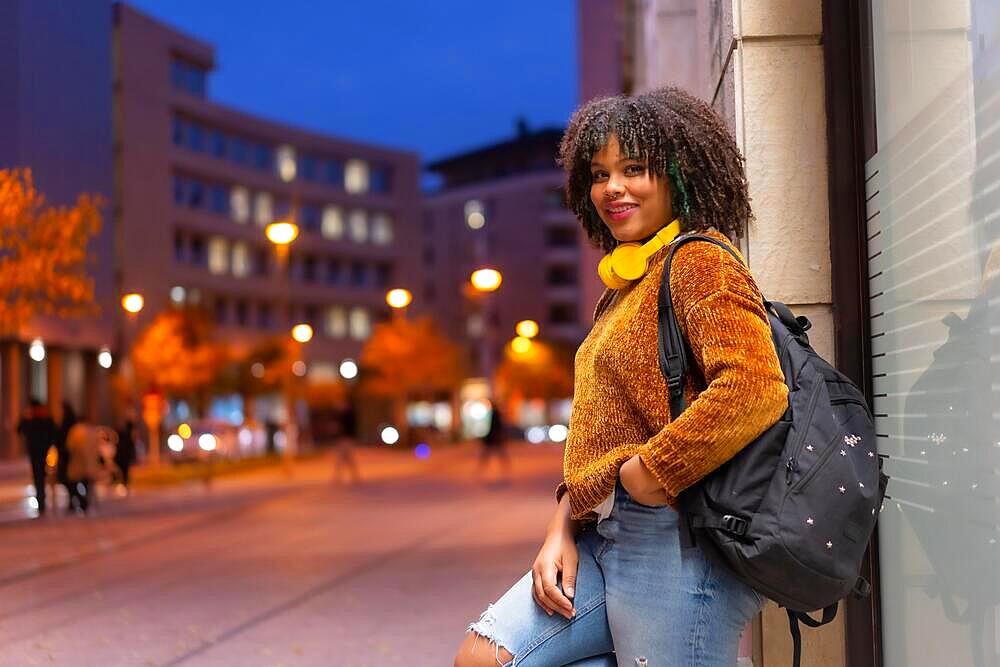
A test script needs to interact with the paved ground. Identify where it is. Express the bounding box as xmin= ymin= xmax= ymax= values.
xmin=0 ymin=442 xmax=564 ymax=666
